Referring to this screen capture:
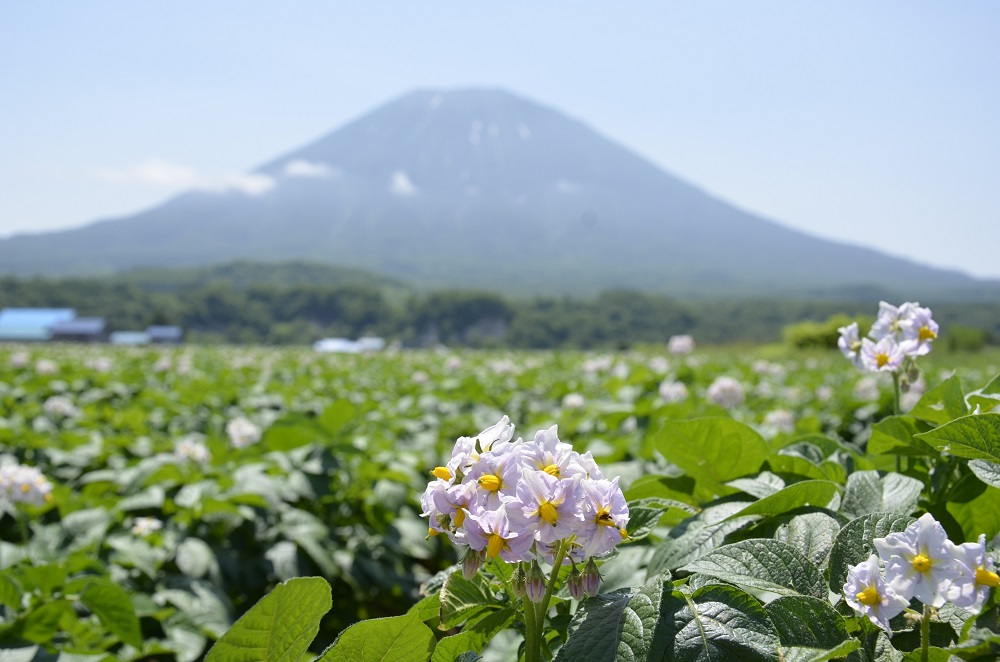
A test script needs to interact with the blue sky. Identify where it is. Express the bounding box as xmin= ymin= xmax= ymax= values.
xmin=2 ymin=2 xmax=998 ymax=277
